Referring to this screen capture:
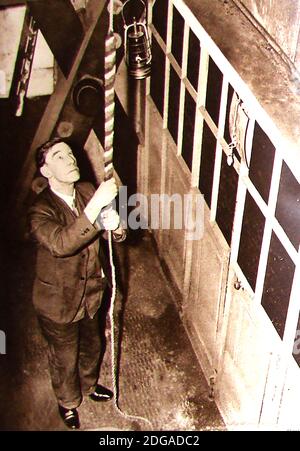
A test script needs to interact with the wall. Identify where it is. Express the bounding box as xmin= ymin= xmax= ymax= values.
xmin=144 ymin=0 xmax=300 ymax=429
xmin=0 ymin=6 xmax=26 ymax=98
xmin=234 ymin=0 xmax=300 ymax=71
xmin=0 ymin=6 xmax=54 ymax=100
